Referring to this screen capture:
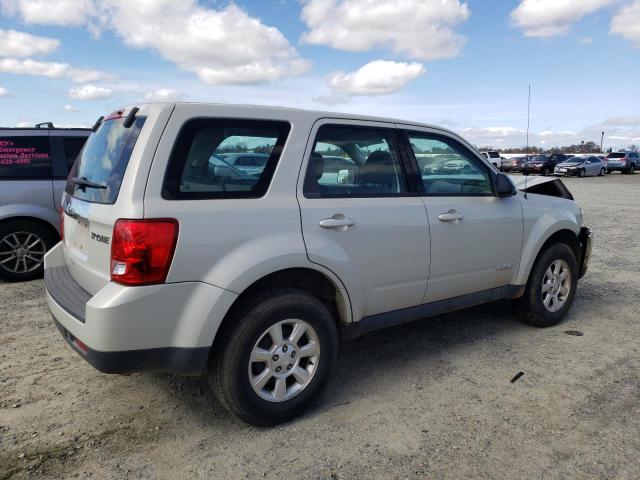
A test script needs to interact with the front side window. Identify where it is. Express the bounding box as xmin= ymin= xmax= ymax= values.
xmin=405 ymin=132 xmax=493 ymax=196
xmin=0 ymin=136 xmax=51 ymax=179
xmin=303 ymin=125 xmax=407 ymax=198
xmin=162 ymin=119 xmax=290 ymax=200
